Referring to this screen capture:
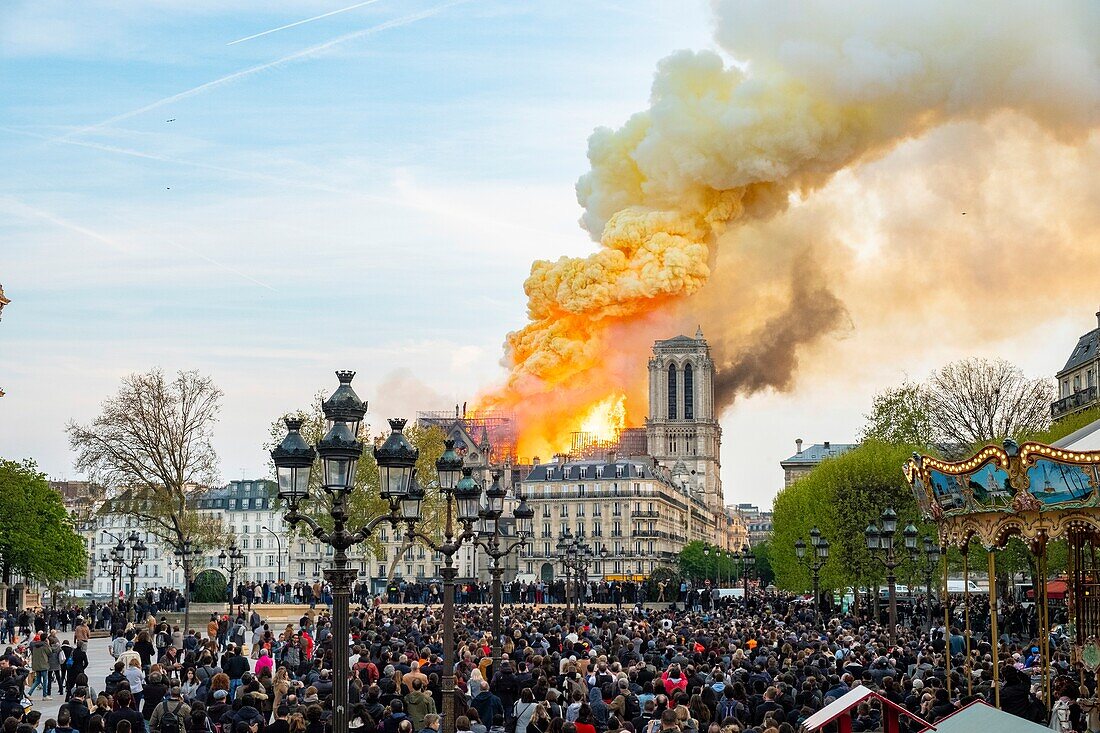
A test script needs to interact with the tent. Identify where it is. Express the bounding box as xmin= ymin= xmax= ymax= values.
xmin=933 ymin=699 xmax=1049 ymax=732
xmin=799 ymin=686 xmax=931 ymax=733
xmin=1026 ymin=580 xmax=1067 ymax=600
